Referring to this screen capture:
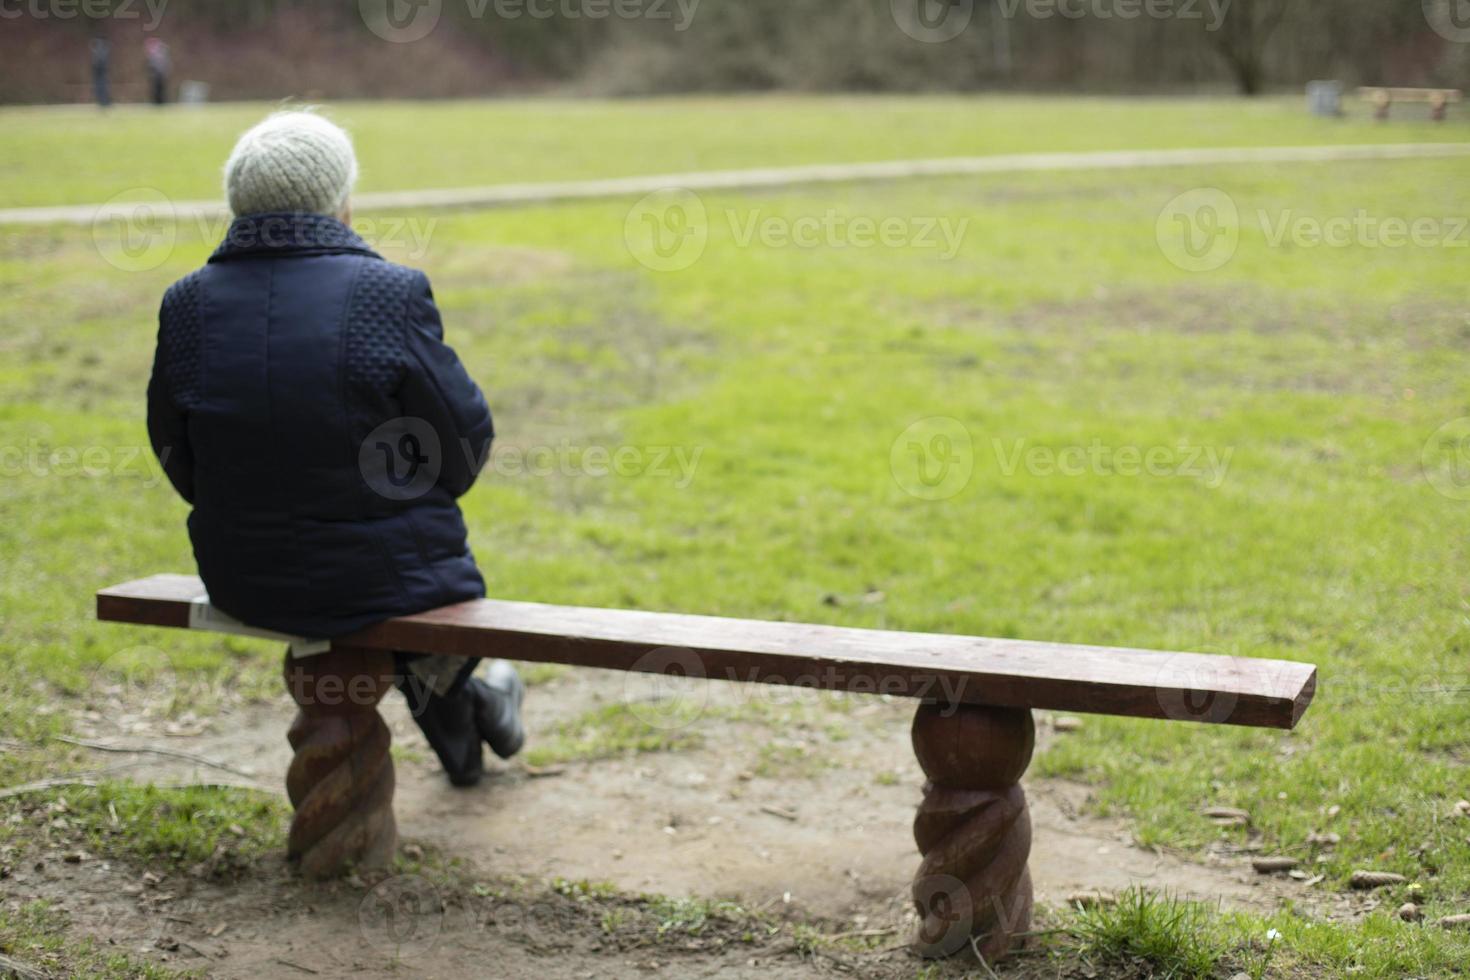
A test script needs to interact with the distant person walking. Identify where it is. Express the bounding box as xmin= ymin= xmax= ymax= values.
xmin=145 ymin=37 xmax=170 ymax=105
xmin=90 ymin=35 xmax=111 ymax=109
